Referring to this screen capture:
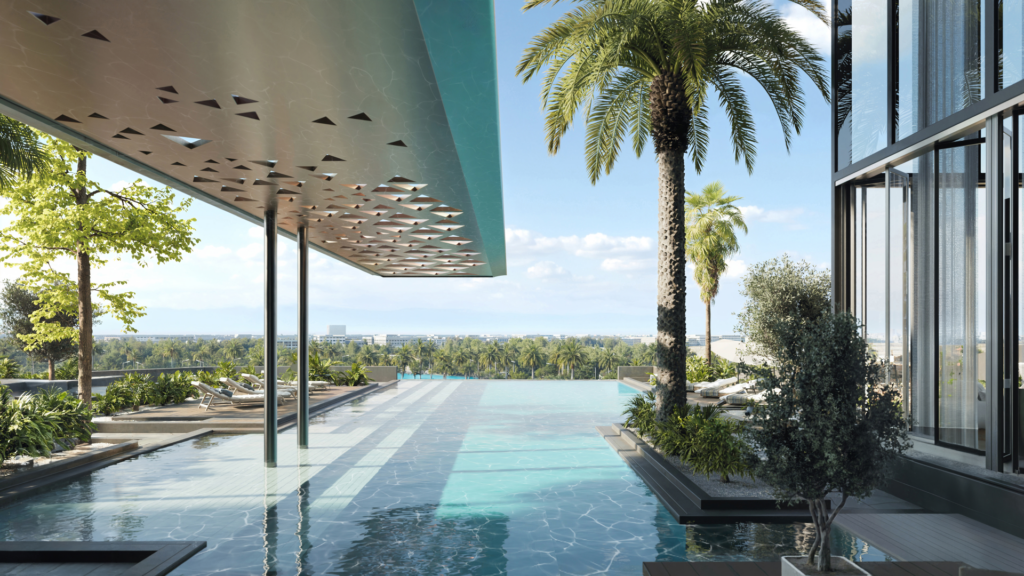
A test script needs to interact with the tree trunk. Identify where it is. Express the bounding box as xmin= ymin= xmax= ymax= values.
xmin=706 ymin=300 xmax=712 ymax=365
xmin=47 ymin=358 xmax=55 ymax=381
xmin=75 ymin=155 xmax=92 ymax=406
xmin=651 ymin=72 xmax=690 ymax=422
